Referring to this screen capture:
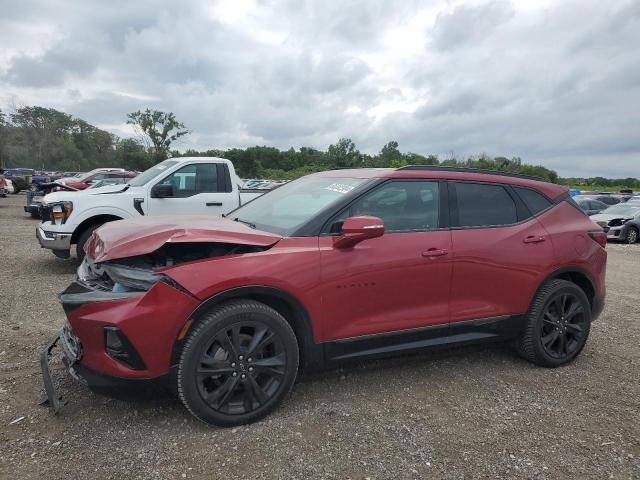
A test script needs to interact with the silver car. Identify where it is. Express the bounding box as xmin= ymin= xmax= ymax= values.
xmin=591 ymin=203 xmax=640 ymax=244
